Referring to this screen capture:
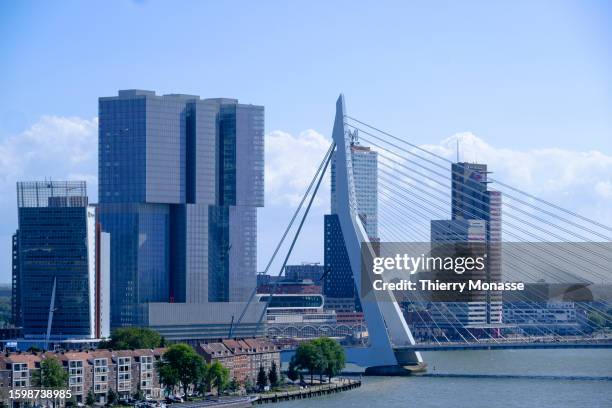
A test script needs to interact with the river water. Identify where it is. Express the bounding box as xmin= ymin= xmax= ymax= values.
xmin=276 ymin=349 xmax=612 ymax=408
